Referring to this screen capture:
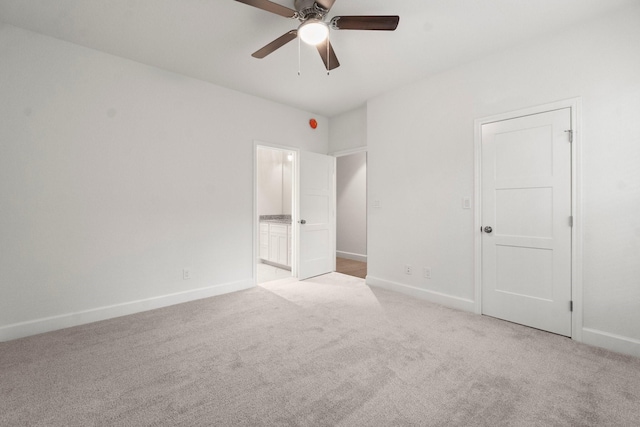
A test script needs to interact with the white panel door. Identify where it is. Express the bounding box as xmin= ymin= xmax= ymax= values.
xmin=482 ymin=108 xmax=572 ymax=336
xmin=298 ymin=151 xmax=335 ymax=280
